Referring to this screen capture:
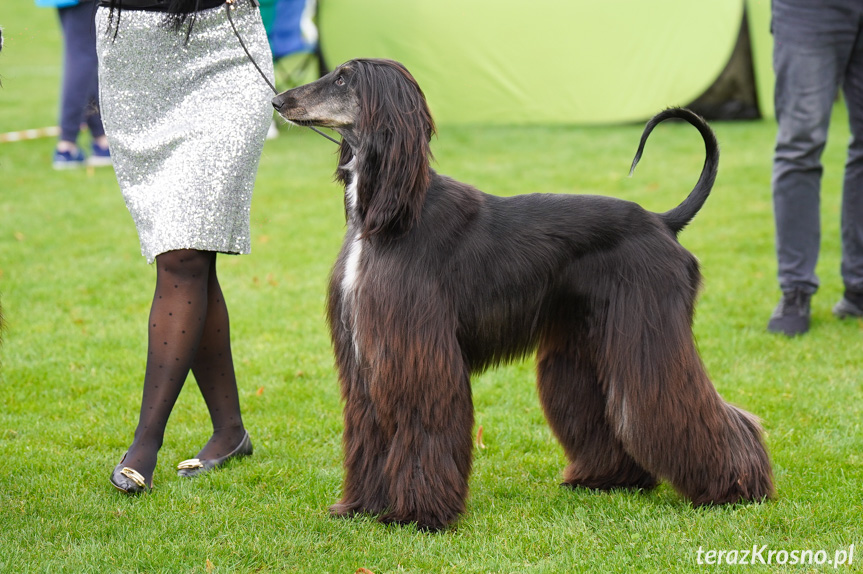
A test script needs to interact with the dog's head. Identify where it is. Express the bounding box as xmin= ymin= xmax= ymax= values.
xmin=274 ymin=59 xmax=437 ymax=238
xmin=273 ymin=58 xmax=435 ymax=149
xmin=272 ymin=60 xmax=360 ymax=134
